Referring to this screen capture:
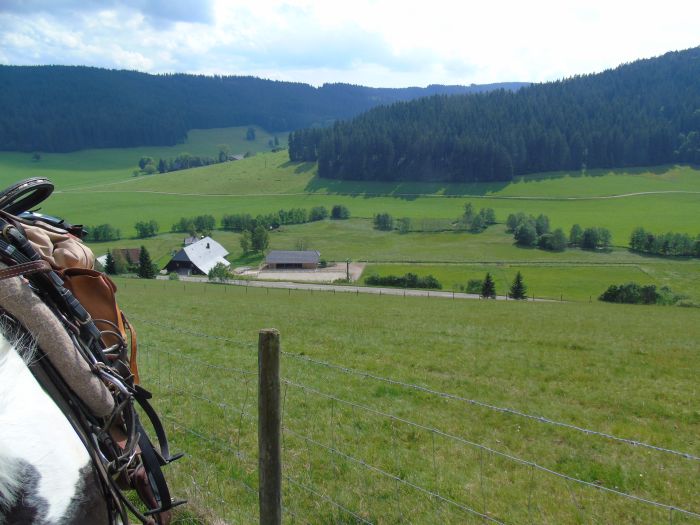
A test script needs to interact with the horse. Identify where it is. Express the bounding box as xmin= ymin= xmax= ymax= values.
xmin=0 ymin=324 xmax=114 ymax=524
xmin=0 ymin=179 xmax=179 ymax=524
